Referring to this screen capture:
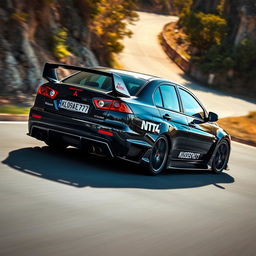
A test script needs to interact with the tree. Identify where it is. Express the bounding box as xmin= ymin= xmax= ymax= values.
xmin=91 ymin=0 xmax=138 ymax=62
xmin=182 ymin=11 xmax=227 ymax=51
xmin=173 ymin=0 xmax=192 ymax=14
